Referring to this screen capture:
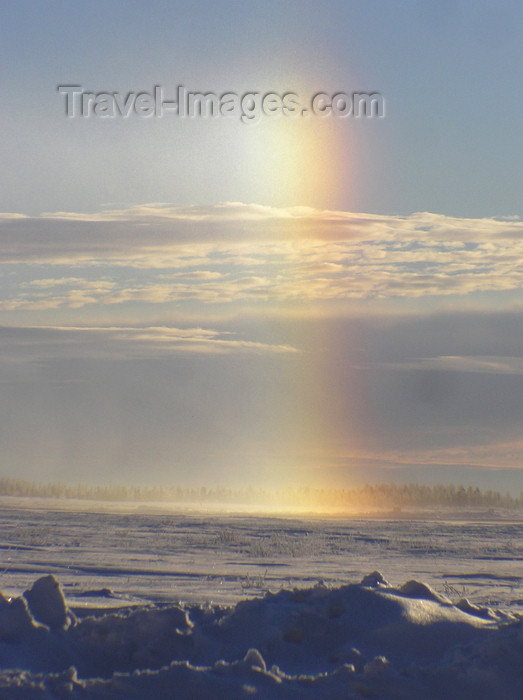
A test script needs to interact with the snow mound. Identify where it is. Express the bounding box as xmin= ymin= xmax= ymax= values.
xmin=0 ymin=573 xmax=521 ymax=699
xmin=398 ymin=578 xmax=448 ymax=603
